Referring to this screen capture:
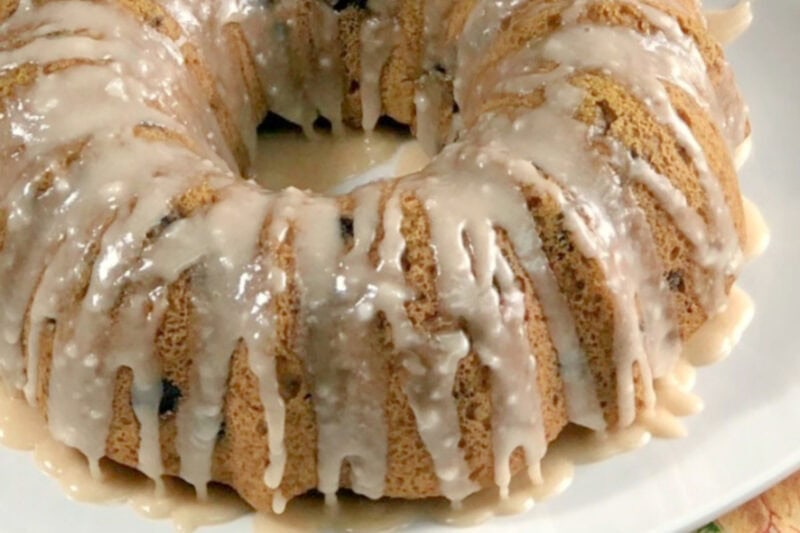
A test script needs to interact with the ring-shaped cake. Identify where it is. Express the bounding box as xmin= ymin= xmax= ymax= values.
xmin=0 ymin=0 xmax=747 ymax=514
